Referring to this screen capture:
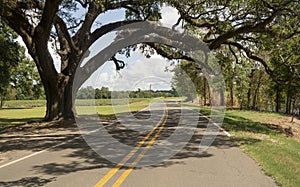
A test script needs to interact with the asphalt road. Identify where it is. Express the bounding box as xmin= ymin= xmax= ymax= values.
xmin=0 ymin=101 xmax=277 ymax=187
